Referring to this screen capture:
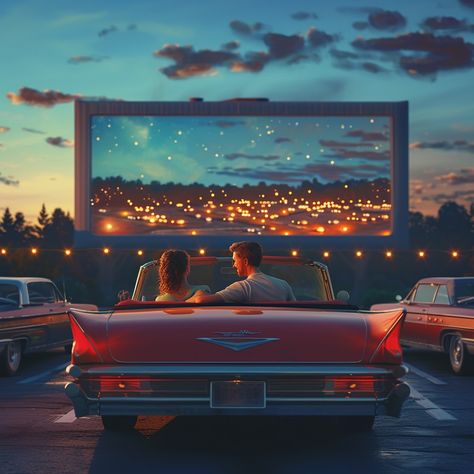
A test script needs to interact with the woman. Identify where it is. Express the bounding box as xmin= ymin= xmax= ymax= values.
xmin=155 ymin=249 xmax=210 ymax=301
